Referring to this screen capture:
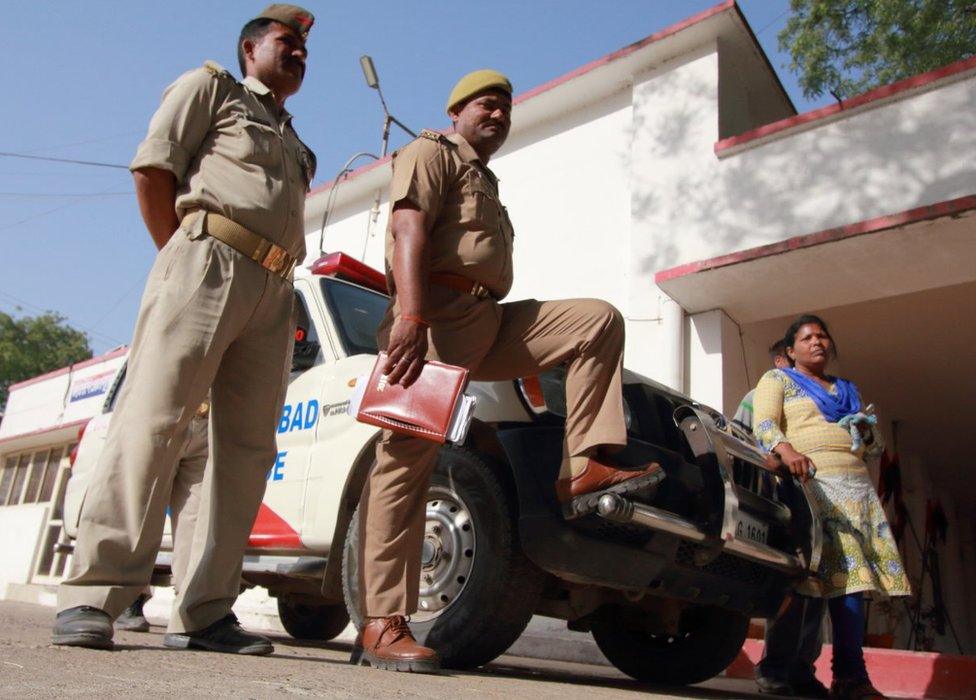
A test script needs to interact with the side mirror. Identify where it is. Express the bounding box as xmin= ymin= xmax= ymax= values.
xmin=292 ymin=339 xmax=320 ymax=372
